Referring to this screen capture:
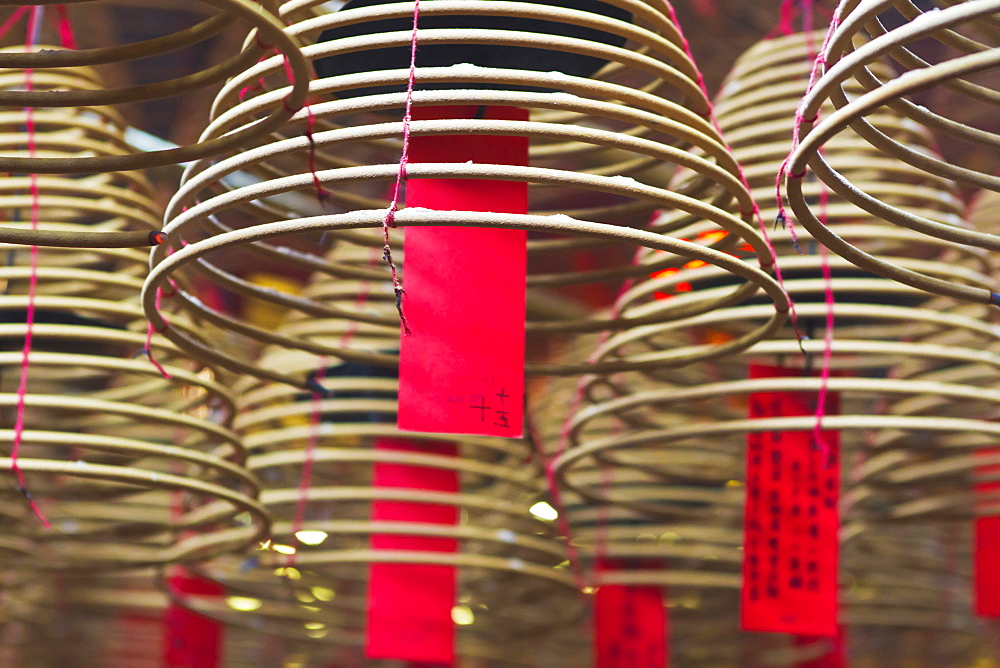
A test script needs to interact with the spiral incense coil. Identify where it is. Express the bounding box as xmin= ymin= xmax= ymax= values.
xmin=160 ymin=237 xmax=585 ymax=664
xmin=785 ymin=0 xmax=1000 ymax=303
xmin=0 ymin=1 xmax=309 ymax=174
xmin=143 ymin=0 xmax=790 ymax=390
xmin=0 ymin=113 xmax=268 ymax=568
